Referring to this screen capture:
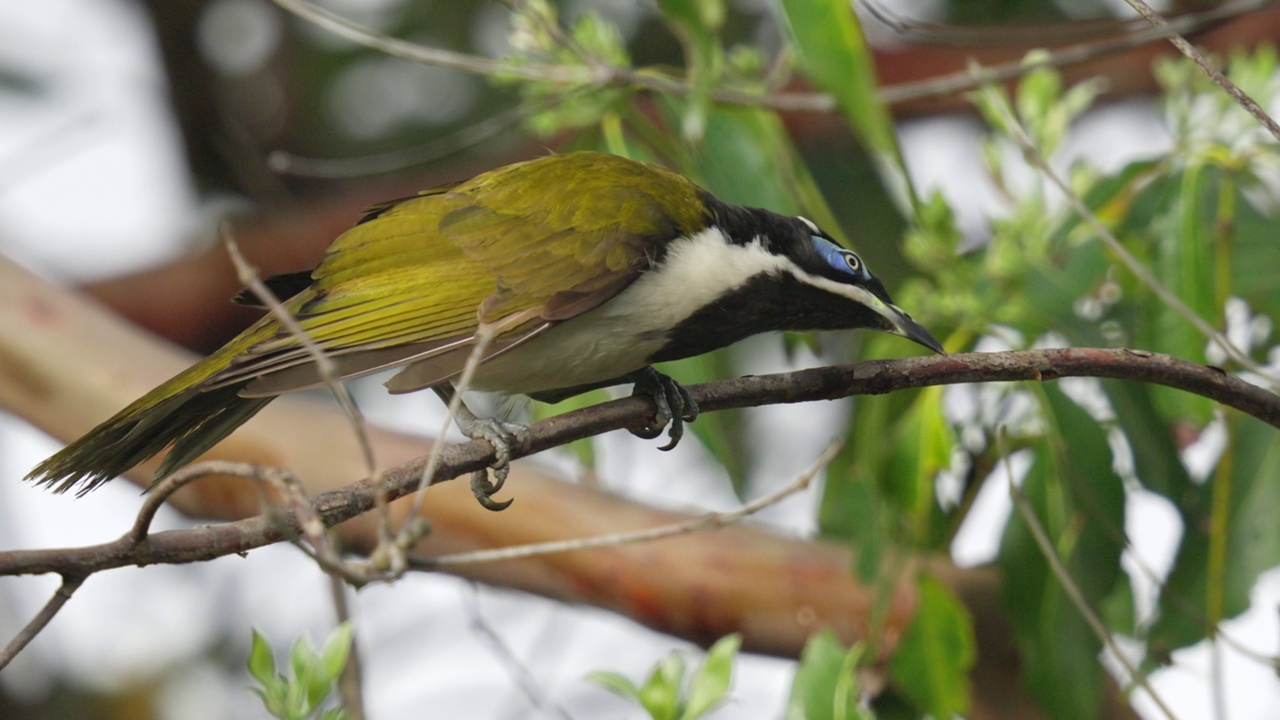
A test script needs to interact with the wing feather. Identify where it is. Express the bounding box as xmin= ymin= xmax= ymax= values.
xmin=207 ymin=153 xmax=710 ymax=397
